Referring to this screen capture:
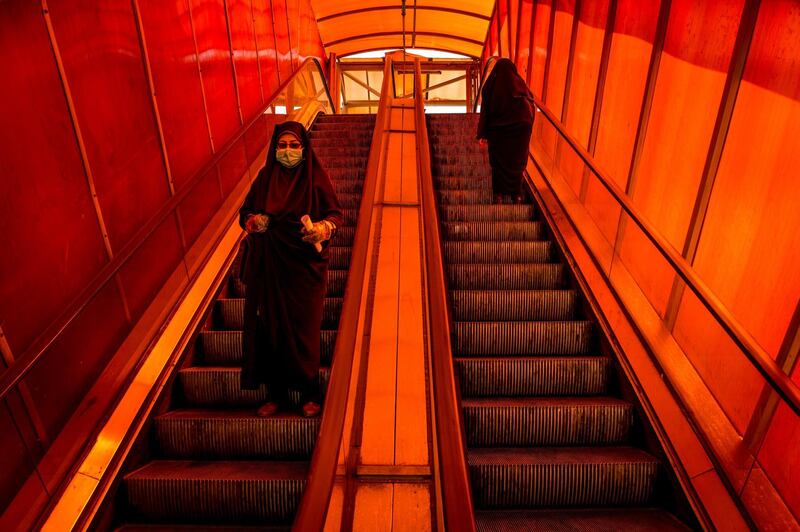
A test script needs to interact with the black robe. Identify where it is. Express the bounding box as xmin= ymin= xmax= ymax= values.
xmin=238 ymin=121 xmax=343 ymax=400
xmin=477 ymin=58 xmax=535 ymax=196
